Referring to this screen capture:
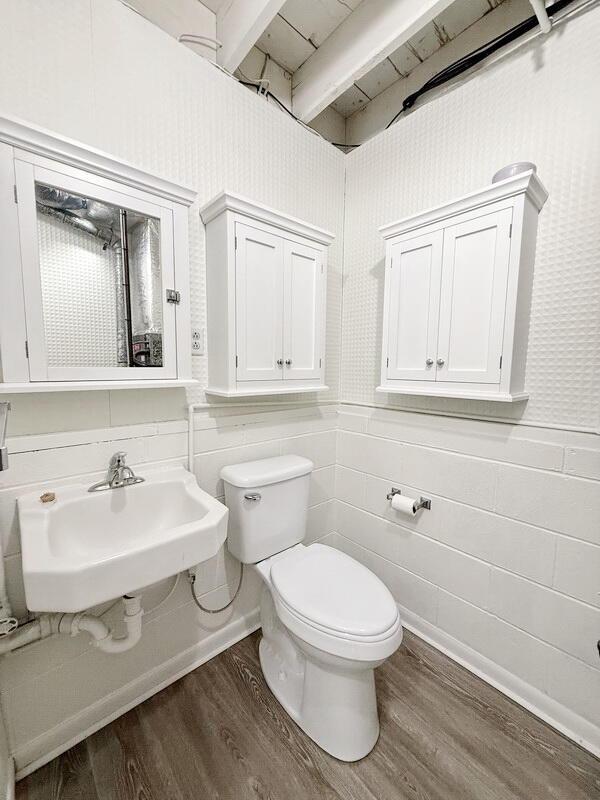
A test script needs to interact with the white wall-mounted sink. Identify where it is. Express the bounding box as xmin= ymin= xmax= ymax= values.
xmin=18 ymin=465 xmax=228 ymax=612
